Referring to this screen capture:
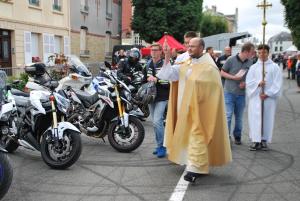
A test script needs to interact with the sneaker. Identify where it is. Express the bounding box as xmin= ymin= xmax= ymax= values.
xmin=260 ymin=140 xmax=269 ymax=151
xmin=249 ymin=142 xmax=261 ymax=151
xmin=183 ymin=171 xmax=203 ymax=183
xmin=234 ymin=138 xmax=242 ymax=145
xmin=157 ymin=146 xmax=166 ymax=158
